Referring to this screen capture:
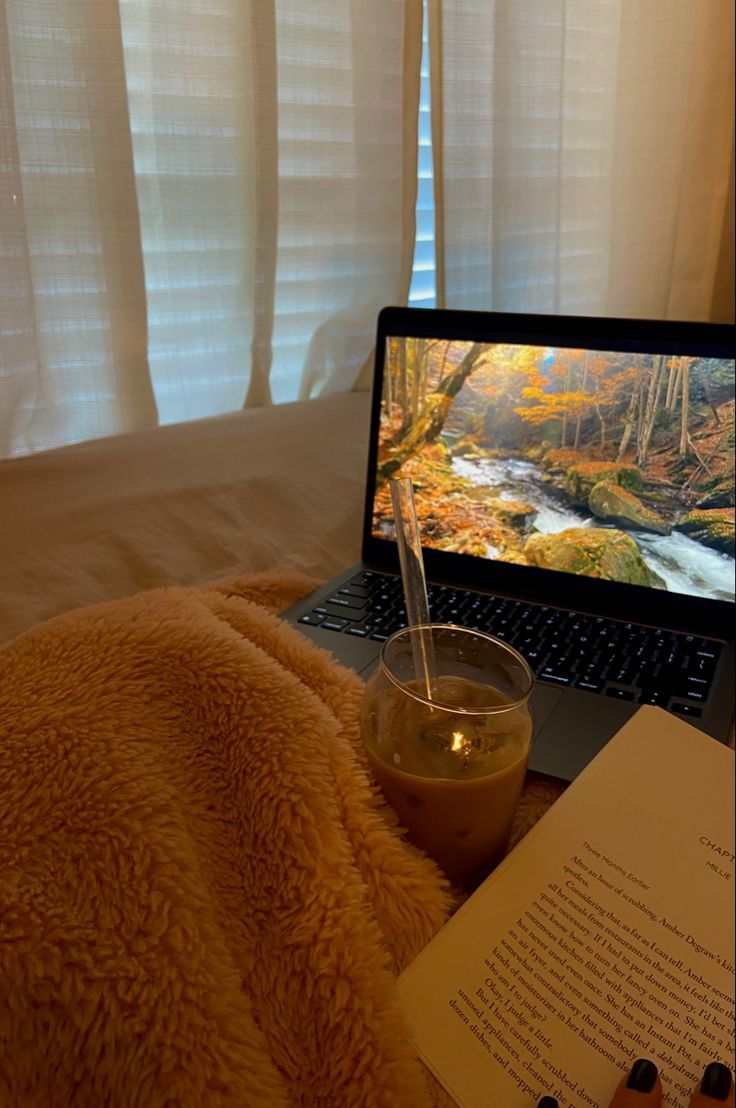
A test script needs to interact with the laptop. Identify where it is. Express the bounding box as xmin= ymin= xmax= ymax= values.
xmin=284 ymin=307 xmax=735 ymax=781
